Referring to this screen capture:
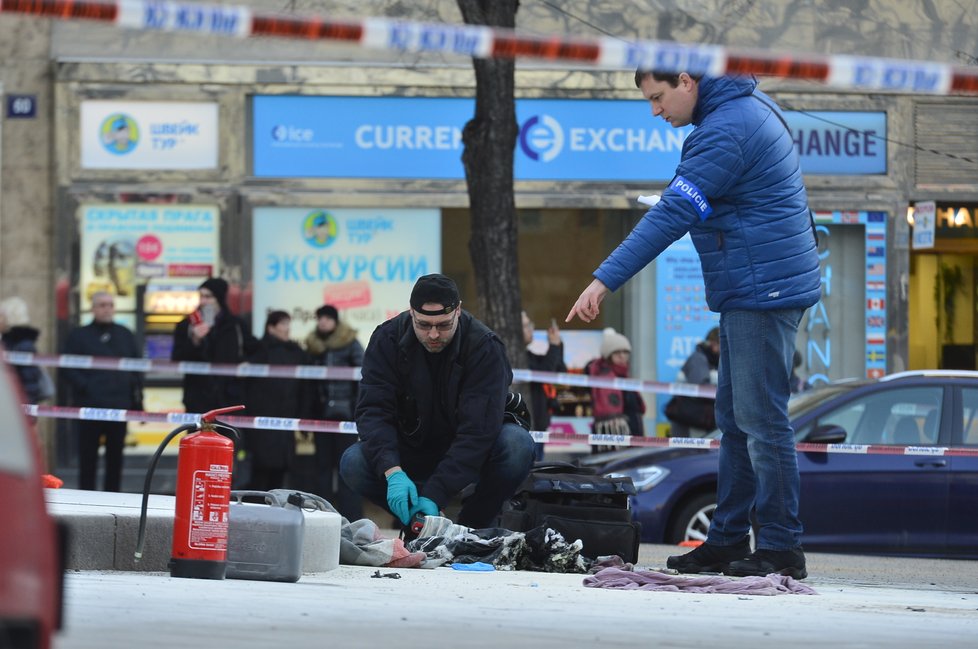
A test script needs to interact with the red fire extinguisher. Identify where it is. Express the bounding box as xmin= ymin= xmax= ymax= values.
xmin=135 ymin=405 xmax=245 ymax=579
